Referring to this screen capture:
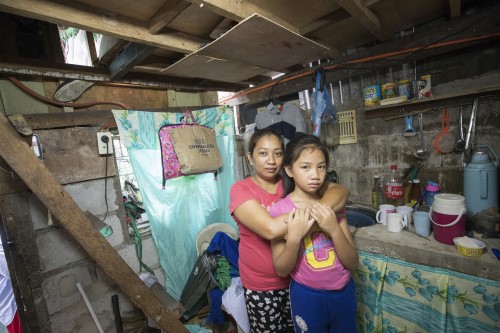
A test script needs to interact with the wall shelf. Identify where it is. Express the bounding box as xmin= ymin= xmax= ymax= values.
xmin=364 ymin=84 xmax=500 ymax=119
